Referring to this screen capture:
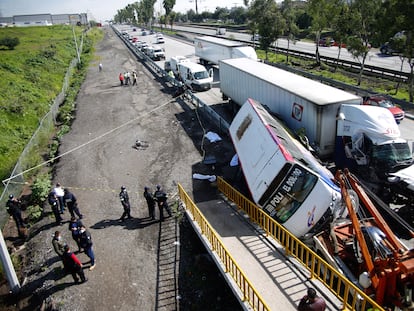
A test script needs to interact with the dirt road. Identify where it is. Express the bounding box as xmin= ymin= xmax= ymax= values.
xmin=7 ymin=26 xmax=241 ymax=311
